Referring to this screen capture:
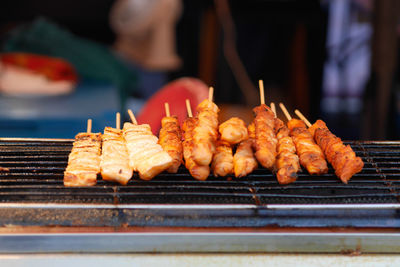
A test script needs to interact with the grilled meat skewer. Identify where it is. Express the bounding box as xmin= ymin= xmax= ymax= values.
xmin=287 ymin=119 xmax=328 ymax=175
xmin=159 ymin=115 xmax=183 ymax=173
xmin=253 ymin=104 xmax=278 ymax=170
xmin=64 ymin=132 xmax=102 ymax=186
xmin=233 ymin=123 xmax=258 ymax=178
xmin=123 ymin=122 xmax=172 ymax=180
xmin=100 ymin=127 xmax=133 ymax=185
xmin=218 ymin=117 xmax=248 ymax=145
xmin=274 ymin=118 xmax=301 ymax=184
xmin=192 ymin=98 xmax=220 ymax=166
xmin=212 ymin=139 xmax=234 ymax=177
xmin=182 ymin=116 xmax=210 ymax=180
xmin=308 ymin=119 xmax=364 ymax=183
